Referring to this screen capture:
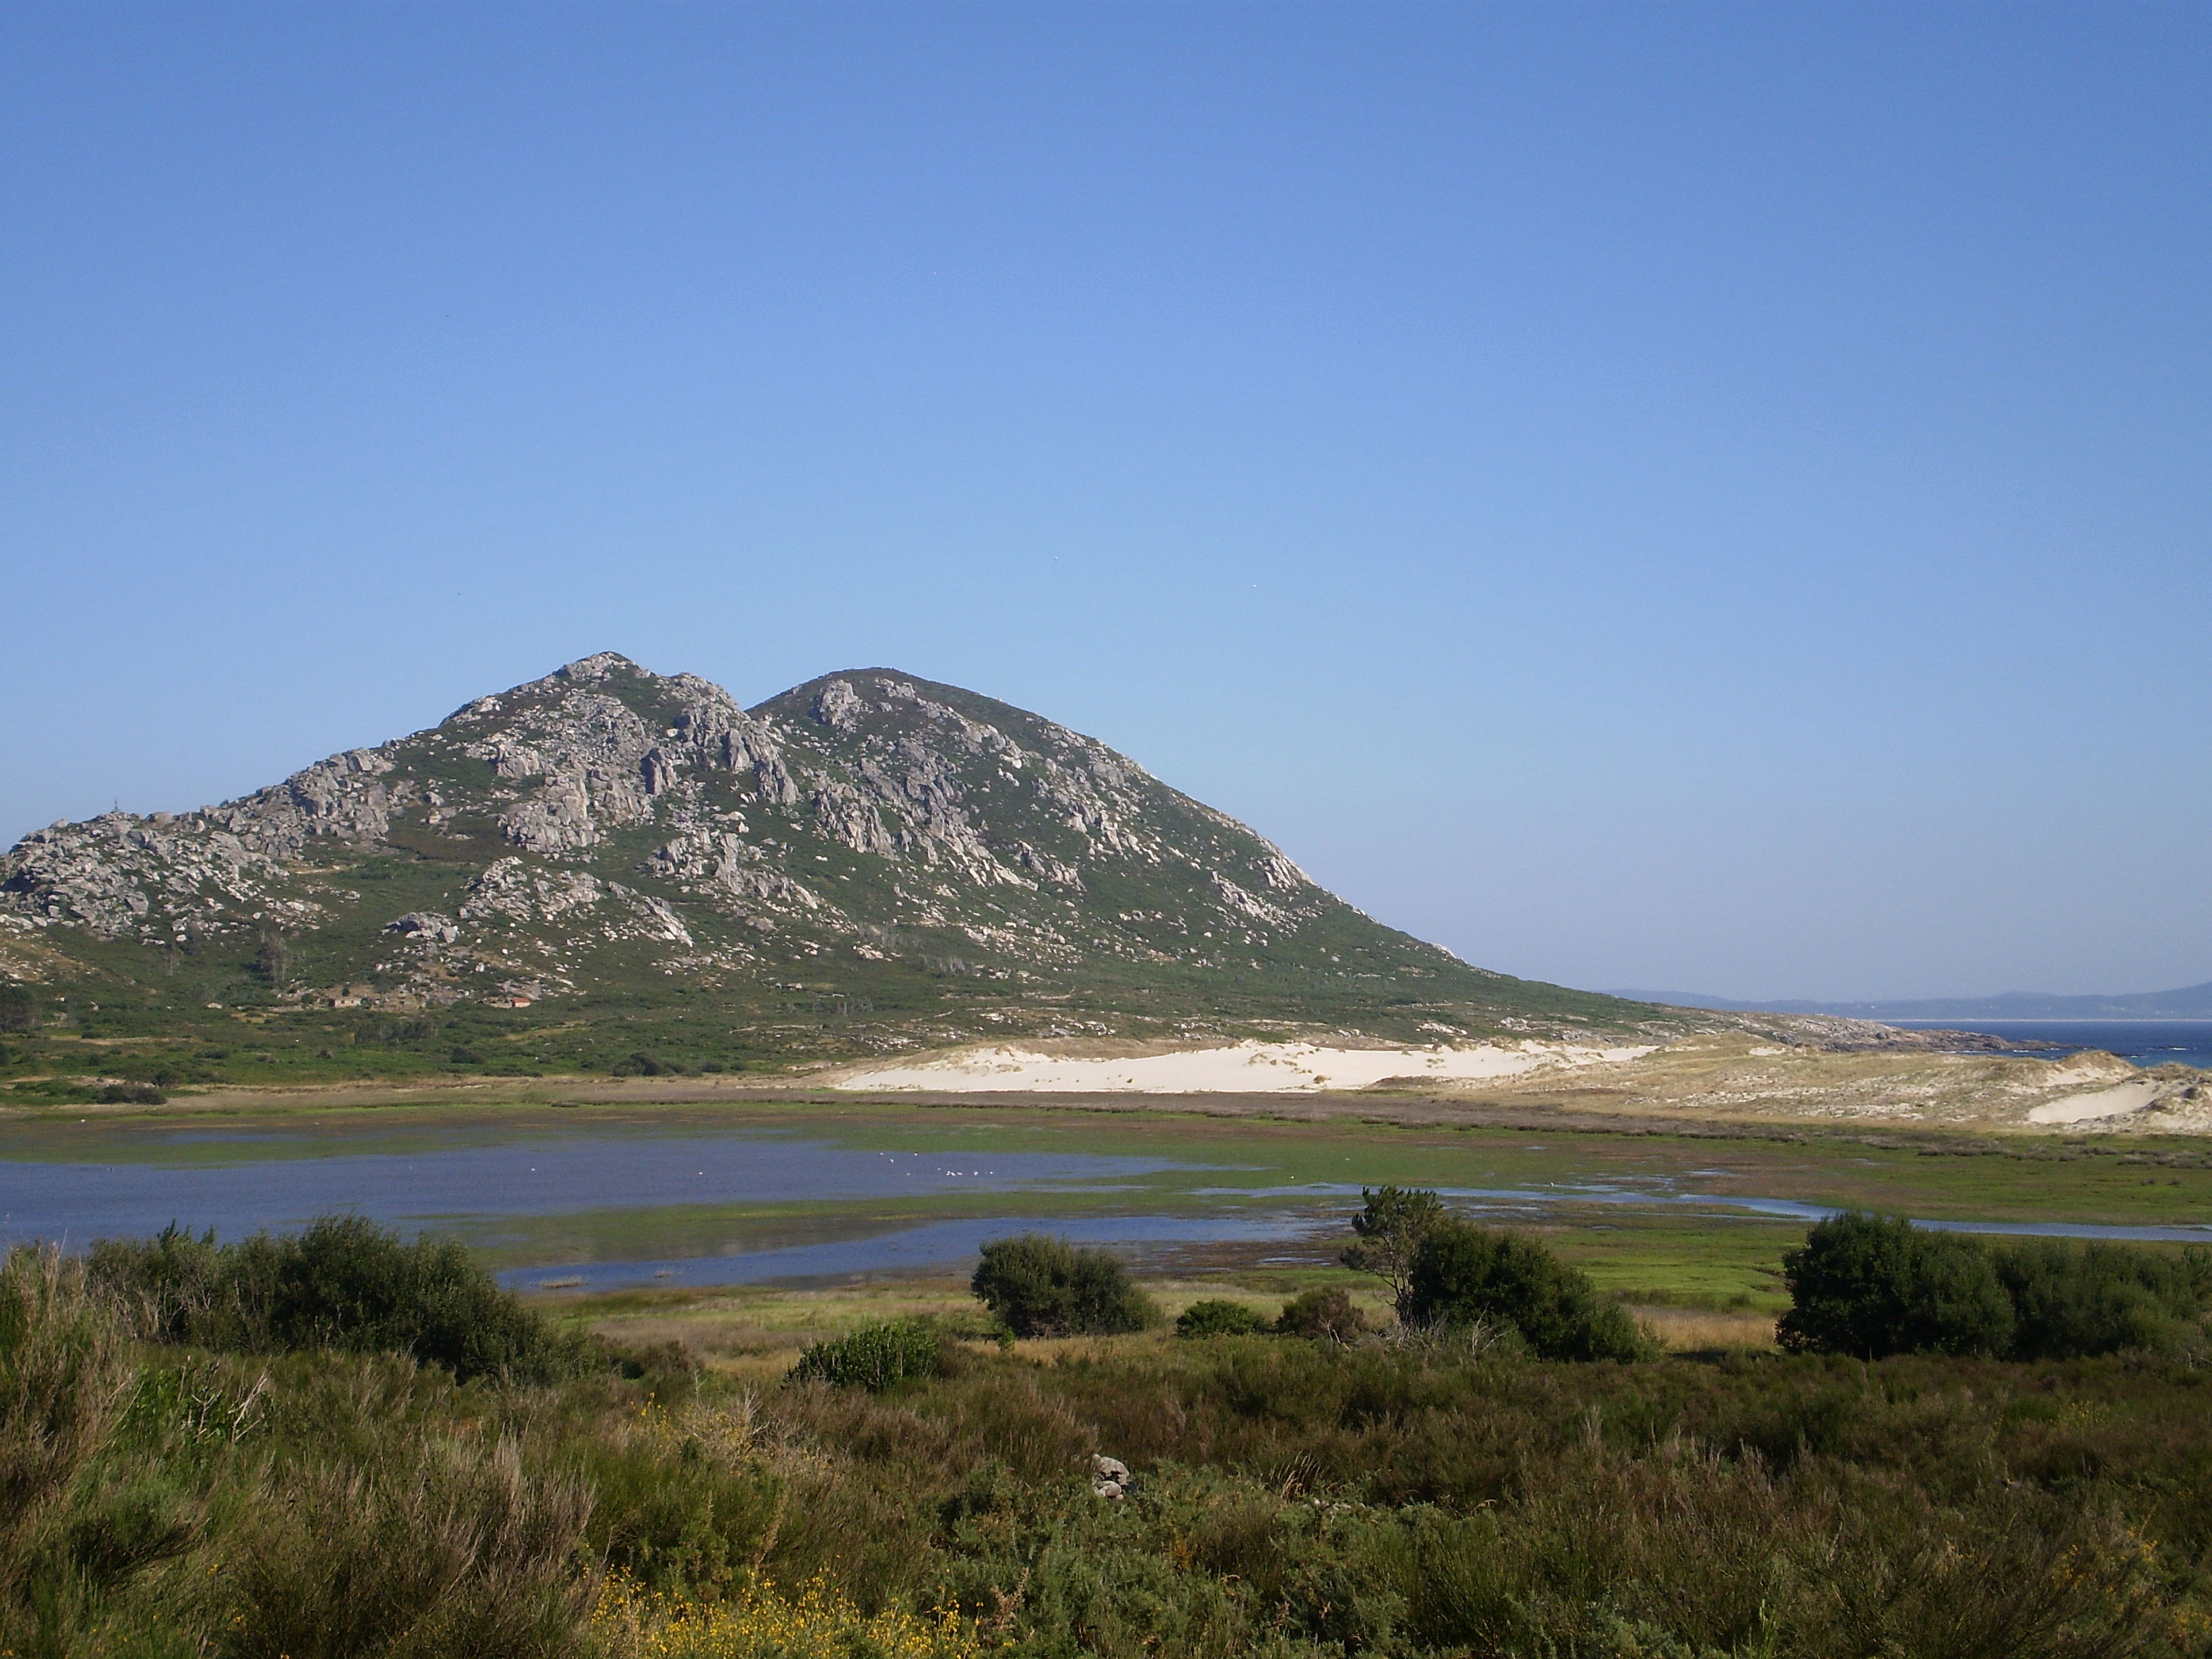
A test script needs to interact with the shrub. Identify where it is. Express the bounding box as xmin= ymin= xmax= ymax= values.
xmin=612 ymin=1052 xmax=685 ymax=1077
xmin=0 ymin=984 xmax=34 ymax=1033
xmin=1996 ymin=1238 xmax=2211 ymax=1359
xmin=1780 ymin=1215 xmax=2212 ymax=1360
xmin=1174 ymin=1299 xmax=1271 ymax=1338
xmin=1 ymin=1247 xmax=203 ymax=1654
xmin=0 ymin=1246 xmax=135 ymax=1599
xmin=790 ymin=1320 xmax=943 ymax=1391
xmin=970 ymin=1235 xmax=1159 ymax=1338
xmin=580 ymin=1405 xmax=783 ymax=1599
xmin=1275 ymin=1287 xmax=1370 ymax=1343
xmin=89 ymin=1216 xmax=576 ymax=1382
xmin=1402 ymin=1220 xmax=1653 ymax=1361
xmin=594 ymin=1574 xmax=986 ymax=1659
xmin=95 ymin=1082 xmax=166 ymax=1105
